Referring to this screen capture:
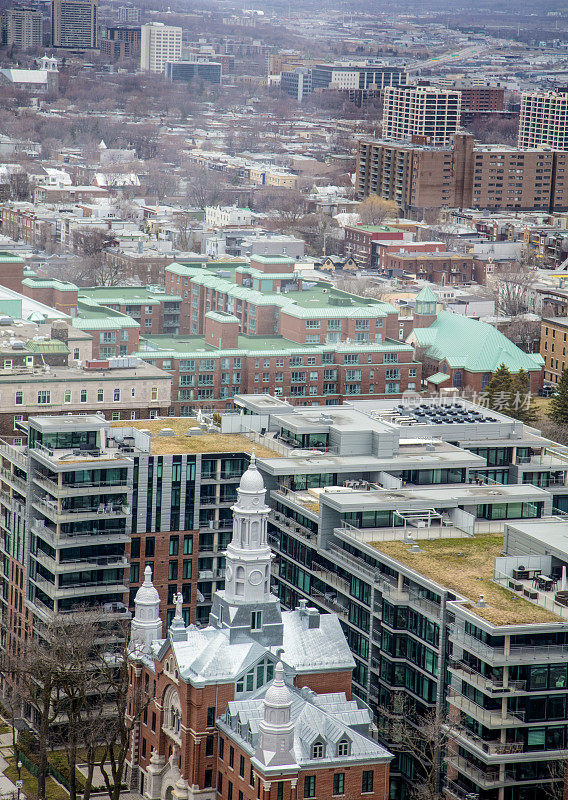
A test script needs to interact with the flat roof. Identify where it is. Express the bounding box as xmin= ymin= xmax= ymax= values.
xmin=372 ymin=534 xmax=561 ymax=626
xmin=110 ymin=418 xmax=282 ymax=457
